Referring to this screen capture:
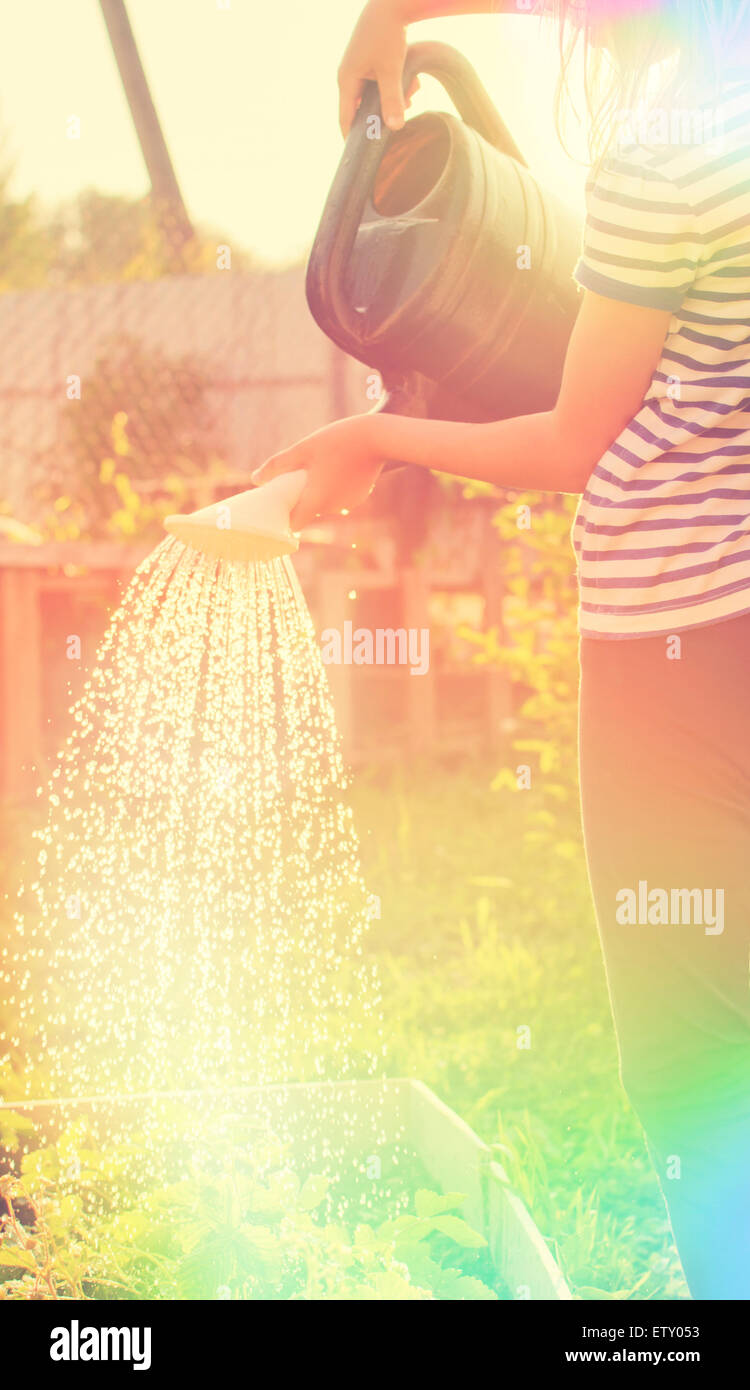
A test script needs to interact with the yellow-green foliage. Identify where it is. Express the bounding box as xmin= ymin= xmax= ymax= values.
xmin=0 ymin=1115 xmax=498 ymax=1302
